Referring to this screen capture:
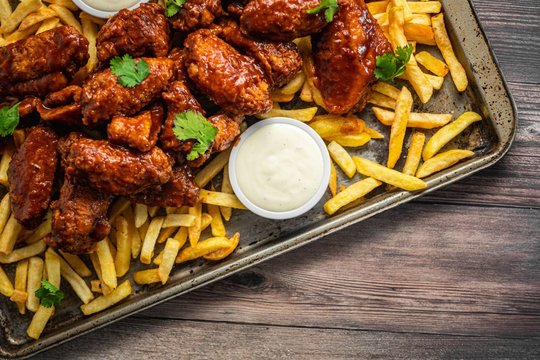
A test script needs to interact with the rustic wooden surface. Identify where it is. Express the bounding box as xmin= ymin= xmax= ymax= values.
xmin=35 ymin=0 xmax=540 ymax=358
